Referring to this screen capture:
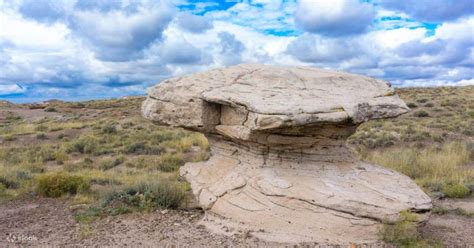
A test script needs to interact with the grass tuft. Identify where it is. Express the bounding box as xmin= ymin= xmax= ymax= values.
xmin=74 ymin=180 xmax=186 ymax=222
xmin=442 ymin=183 xmax=471 ymax=198
xmin=363 ymin=141 xmax=473 ymax=197
xmin=36 ymin=172 xmax=90 ymax=197
xmin=379 ymin=211 xmax=441 ymax=247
